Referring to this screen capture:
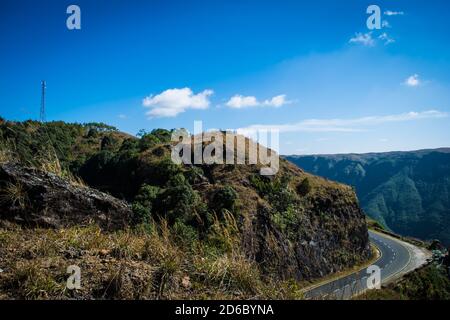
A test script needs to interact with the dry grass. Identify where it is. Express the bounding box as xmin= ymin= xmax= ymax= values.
xmin=0 ymin=181 xmax=28 ymax=209
xmin=193 ymin=251 xmax=262 ymax=296
xmin=0 ymin=219 xmax=307 ymax=300
xmin=0 ymin=141 xmax=16 ymax=164
xmin=38 ymin=149 xmax=86 ymax=187
xmin=3 ymin=260 xmax=65 ymax=299
xmin=0 ymin=149 xmax=11 ymax=164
